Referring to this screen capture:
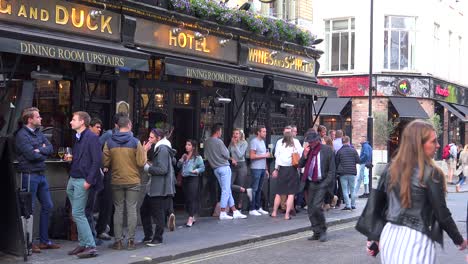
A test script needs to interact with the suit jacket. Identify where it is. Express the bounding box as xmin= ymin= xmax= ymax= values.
xmin=299 ymin=144 xmax=336 ymax=186
xmin=69 ymin=128 xmax=103 ymax=187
